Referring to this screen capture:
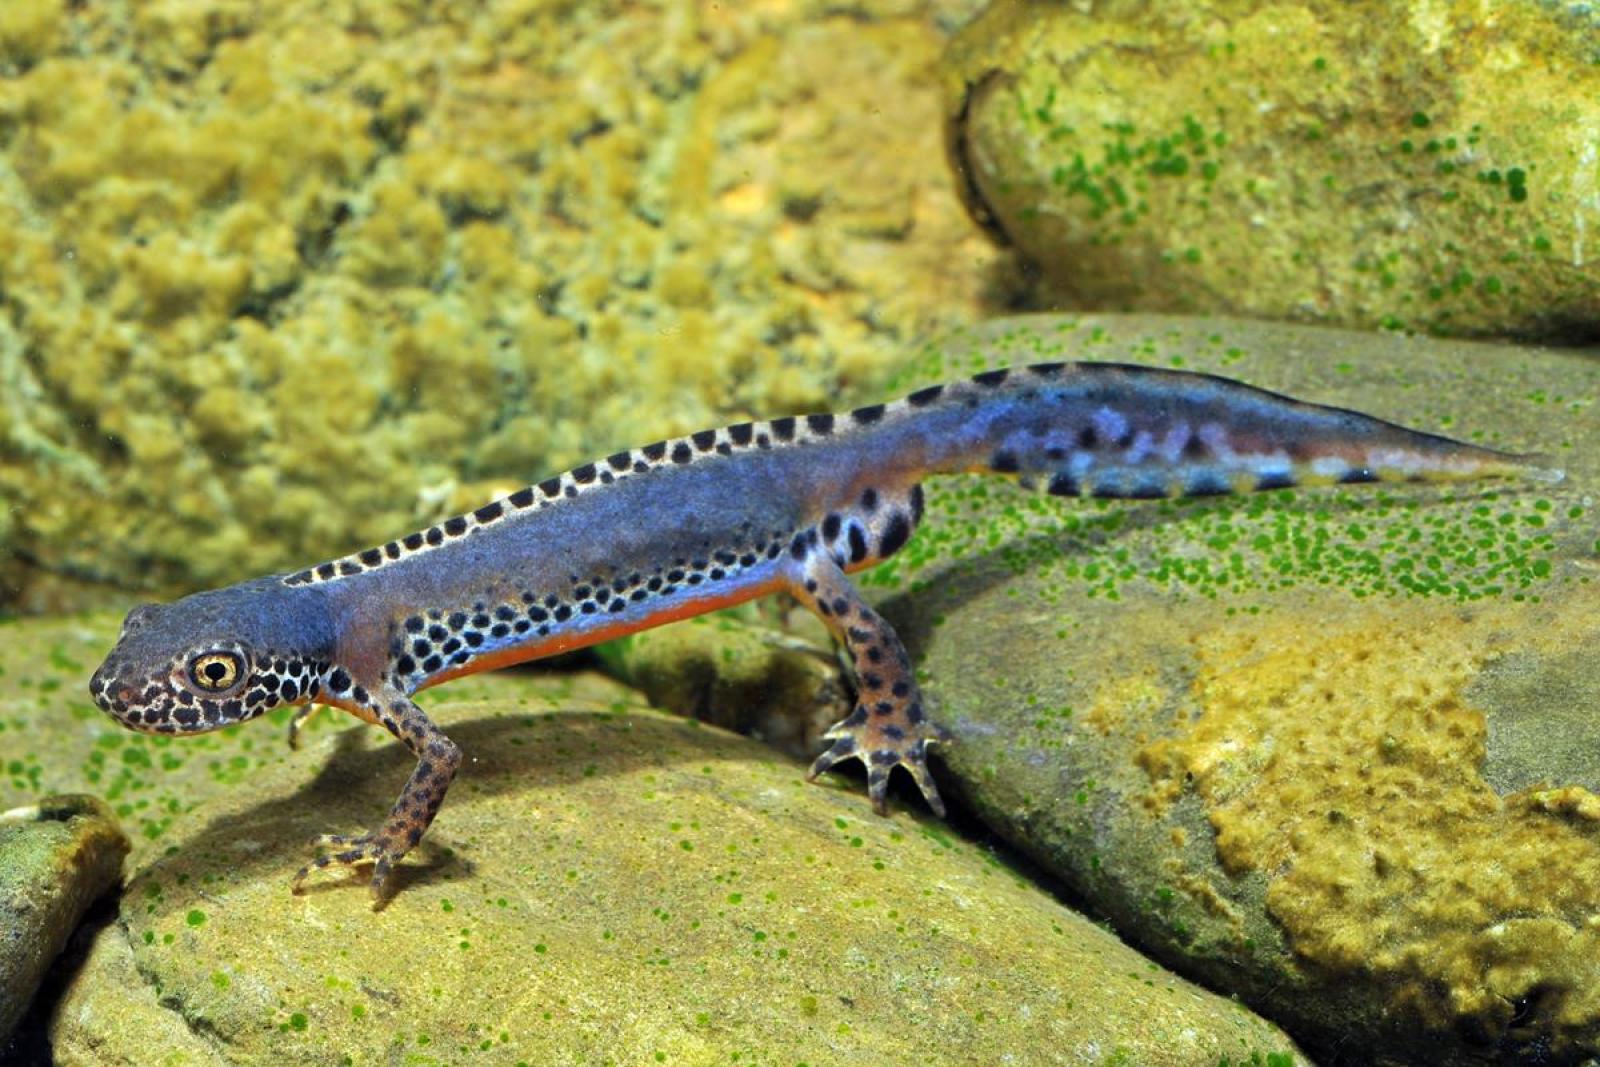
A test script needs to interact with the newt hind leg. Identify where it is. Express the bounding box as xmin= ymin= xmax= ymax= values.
xmin=788 ymin=547 xmax=949 ymax=817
